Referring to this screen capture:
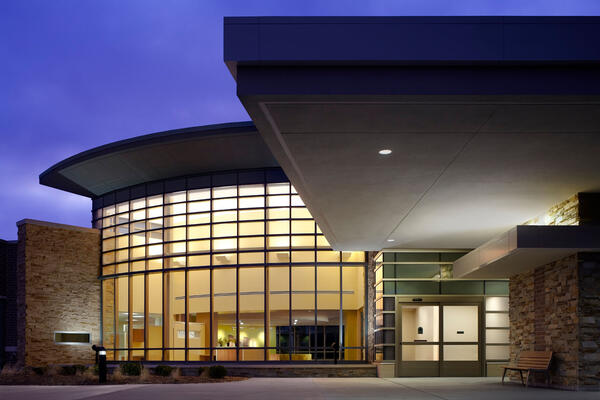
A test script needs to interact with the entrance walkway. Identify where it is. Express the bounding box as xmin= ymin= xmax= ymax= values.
xmin=1 ymin=377 xmax=598 ymax=399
